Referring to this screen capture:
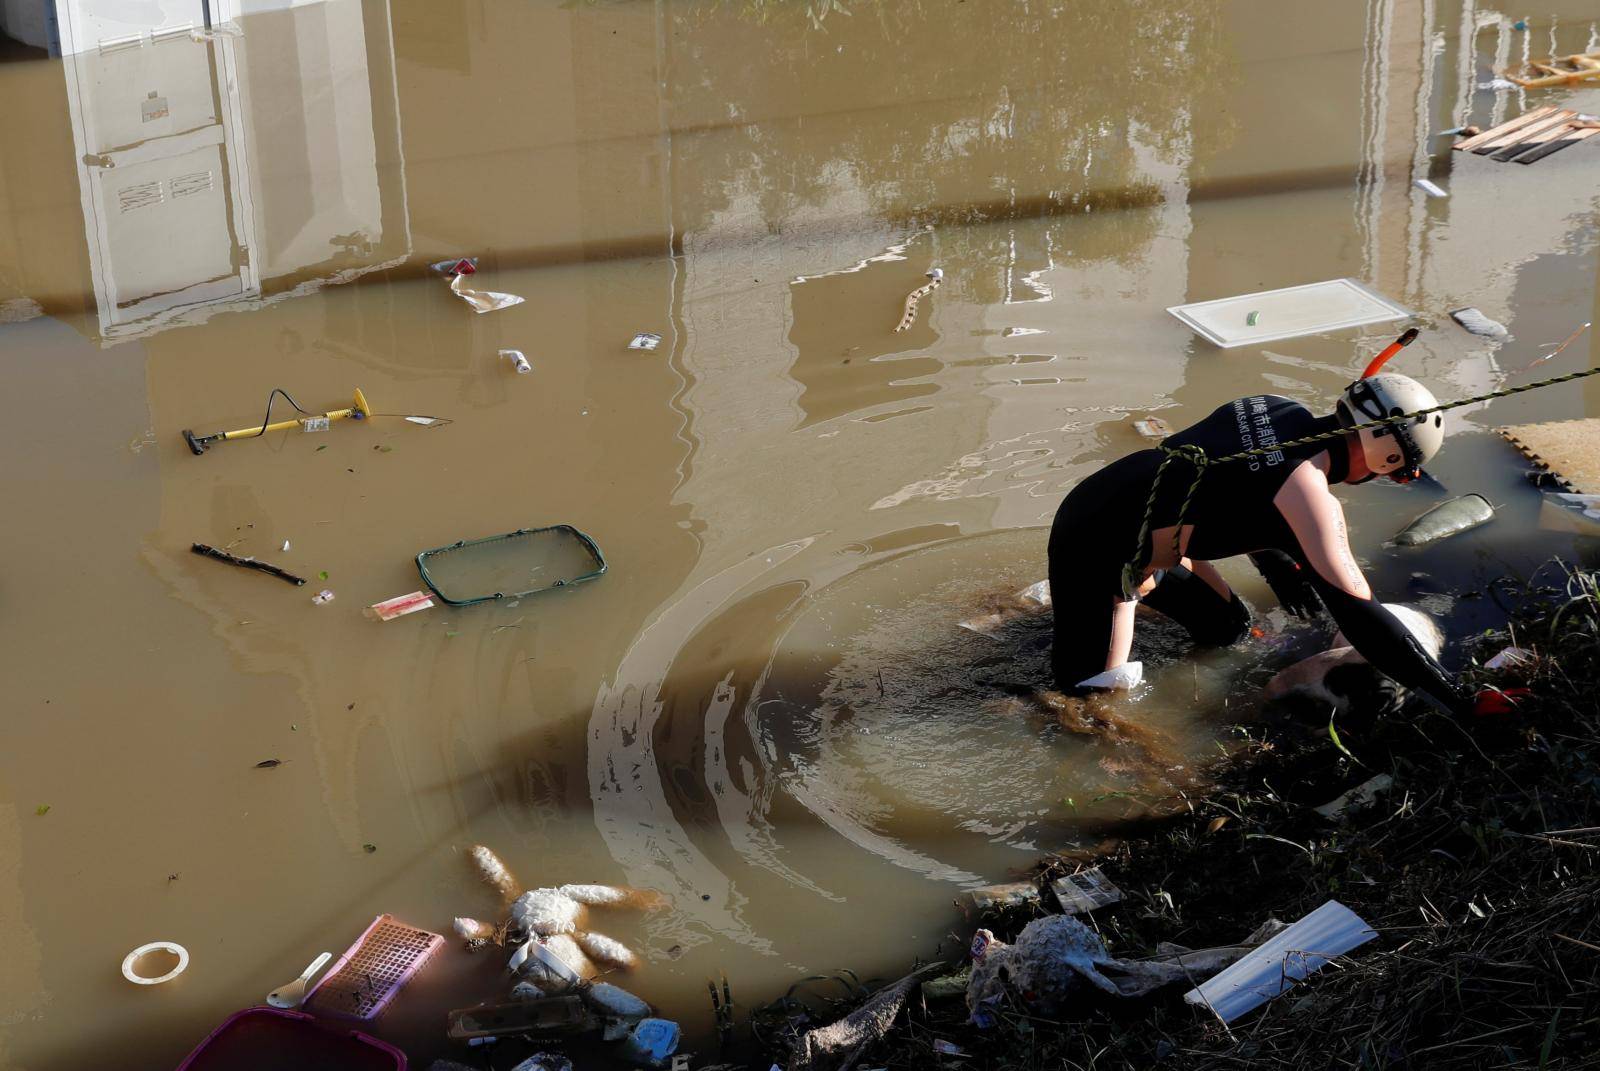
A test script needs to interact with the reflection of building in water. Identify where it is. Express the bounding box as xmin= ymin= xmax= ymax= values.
xmin=3 ymin=0 xmax=408 ymax=340
xmin=1355 ymin=2 xmax=1600 ymax=415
